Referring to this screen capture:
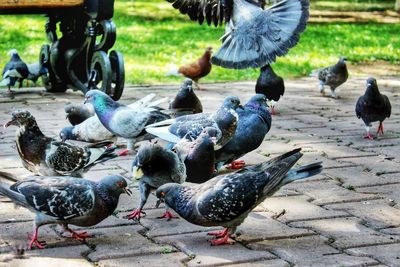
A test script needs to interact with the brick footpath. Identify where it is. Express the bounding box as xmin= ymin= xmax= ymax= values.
xmin=0 ymin=76 xmax=399 ymax=266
